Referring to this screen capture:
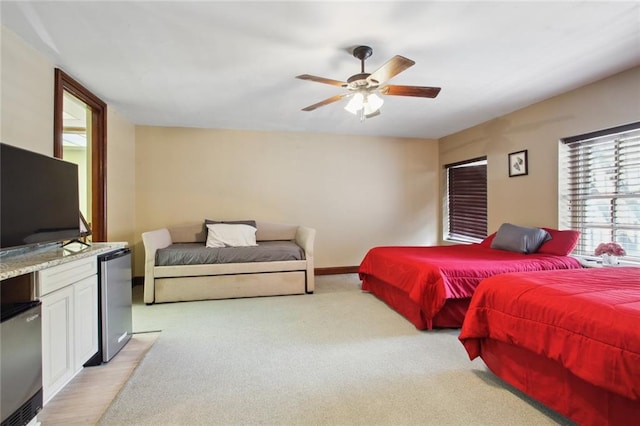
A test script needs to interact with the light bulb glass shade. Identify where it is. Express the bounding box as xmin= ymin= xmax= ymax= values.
xmin=344 ymin=93 xmax=364 ymax=114
xmin=363 ymin=93 xmax=384 ymax=115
